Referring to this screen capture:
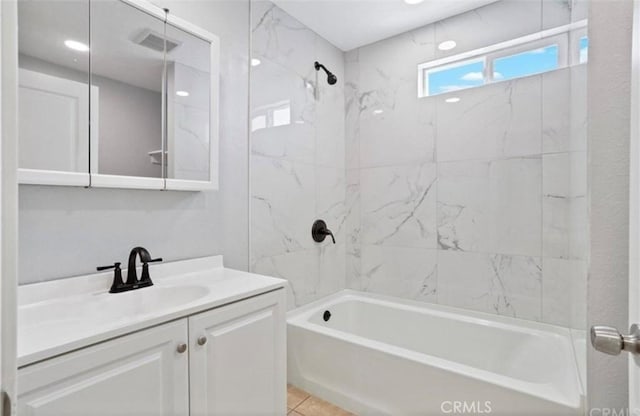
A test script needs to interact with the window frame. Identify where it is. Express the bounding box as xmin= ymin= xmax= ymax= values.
xmin=486 ymin=34 xmax=567 ymax=83
xmin=422 ymin=56 xmax=487 ymax=98
xmin=572 ymin=28 xmax=589 ymax=65
xmin=417 ymin=20 xmax=586 ymax=98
